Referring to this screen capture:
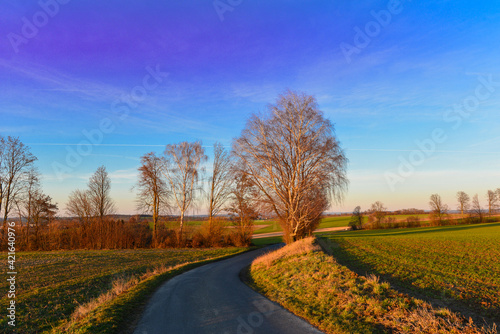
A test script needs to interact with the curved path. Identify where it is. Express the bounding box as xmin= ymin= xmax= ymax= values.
xmin=133 ymin=247 xmax=323 ymax=334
